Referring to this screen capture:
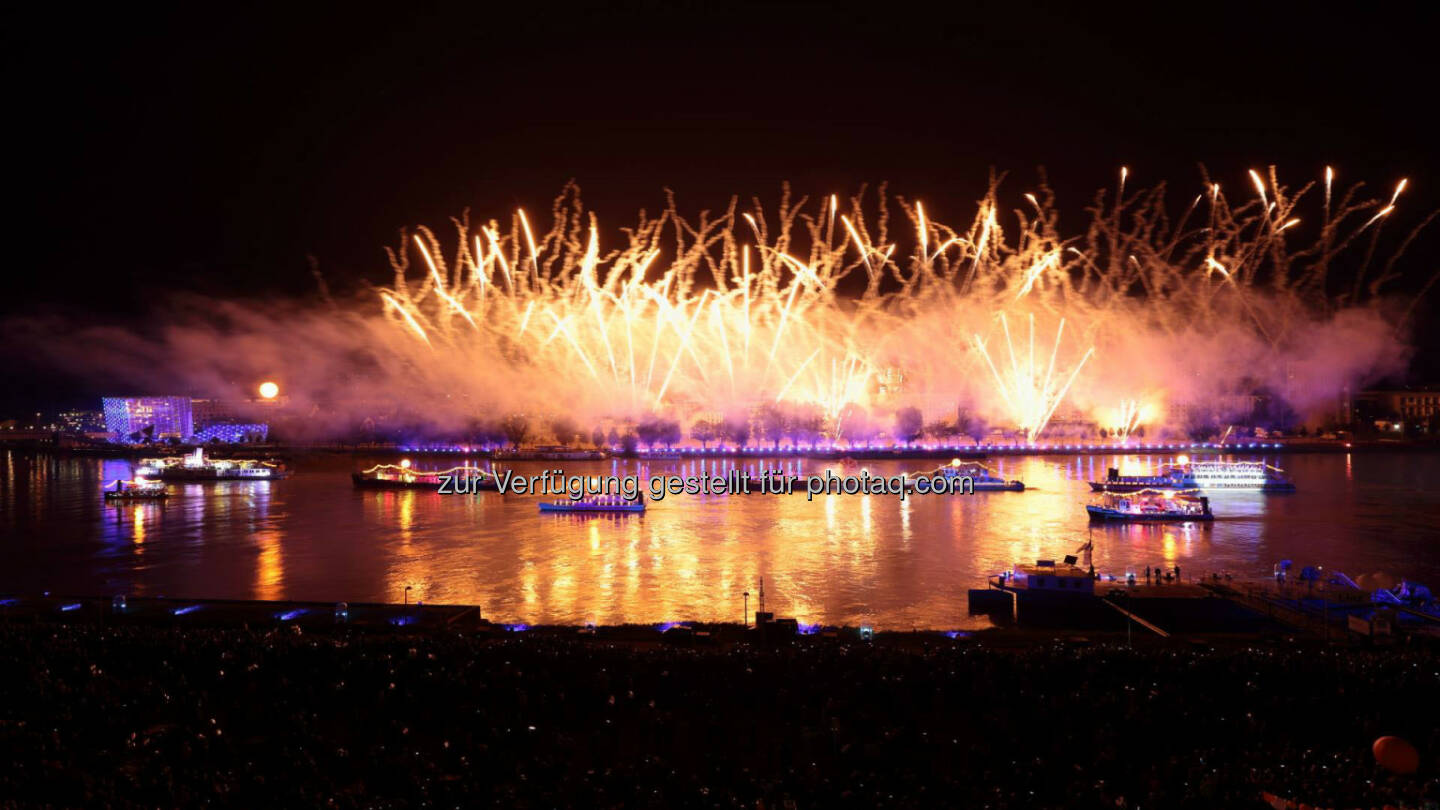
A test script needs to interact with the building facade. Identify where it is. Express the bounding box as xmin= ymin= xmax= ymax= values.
xmin=1354 ymin=387 xmax=1440 ymax=433
xmin=101 ymin=397 xmax=195 ymax=442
